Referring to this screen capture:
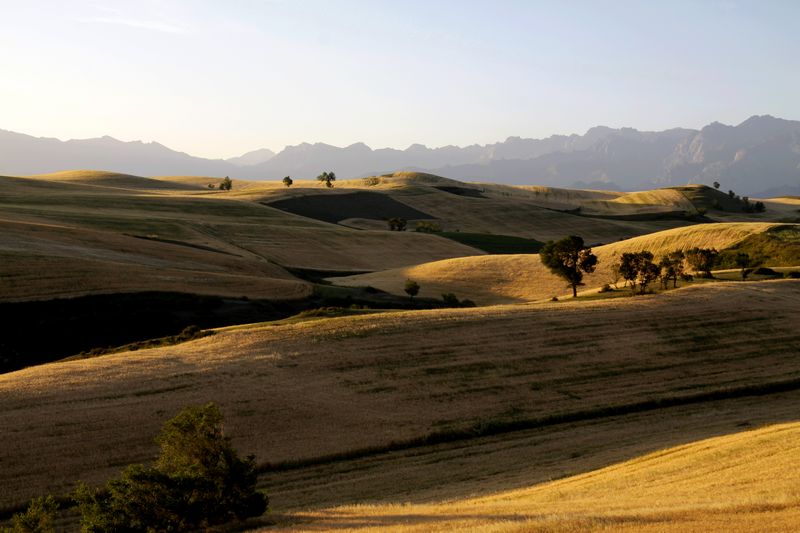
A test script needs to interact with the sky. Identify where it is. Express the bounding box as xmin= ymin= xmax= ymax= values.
xmin=1 ymin=0 xmax=799 ymax=159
